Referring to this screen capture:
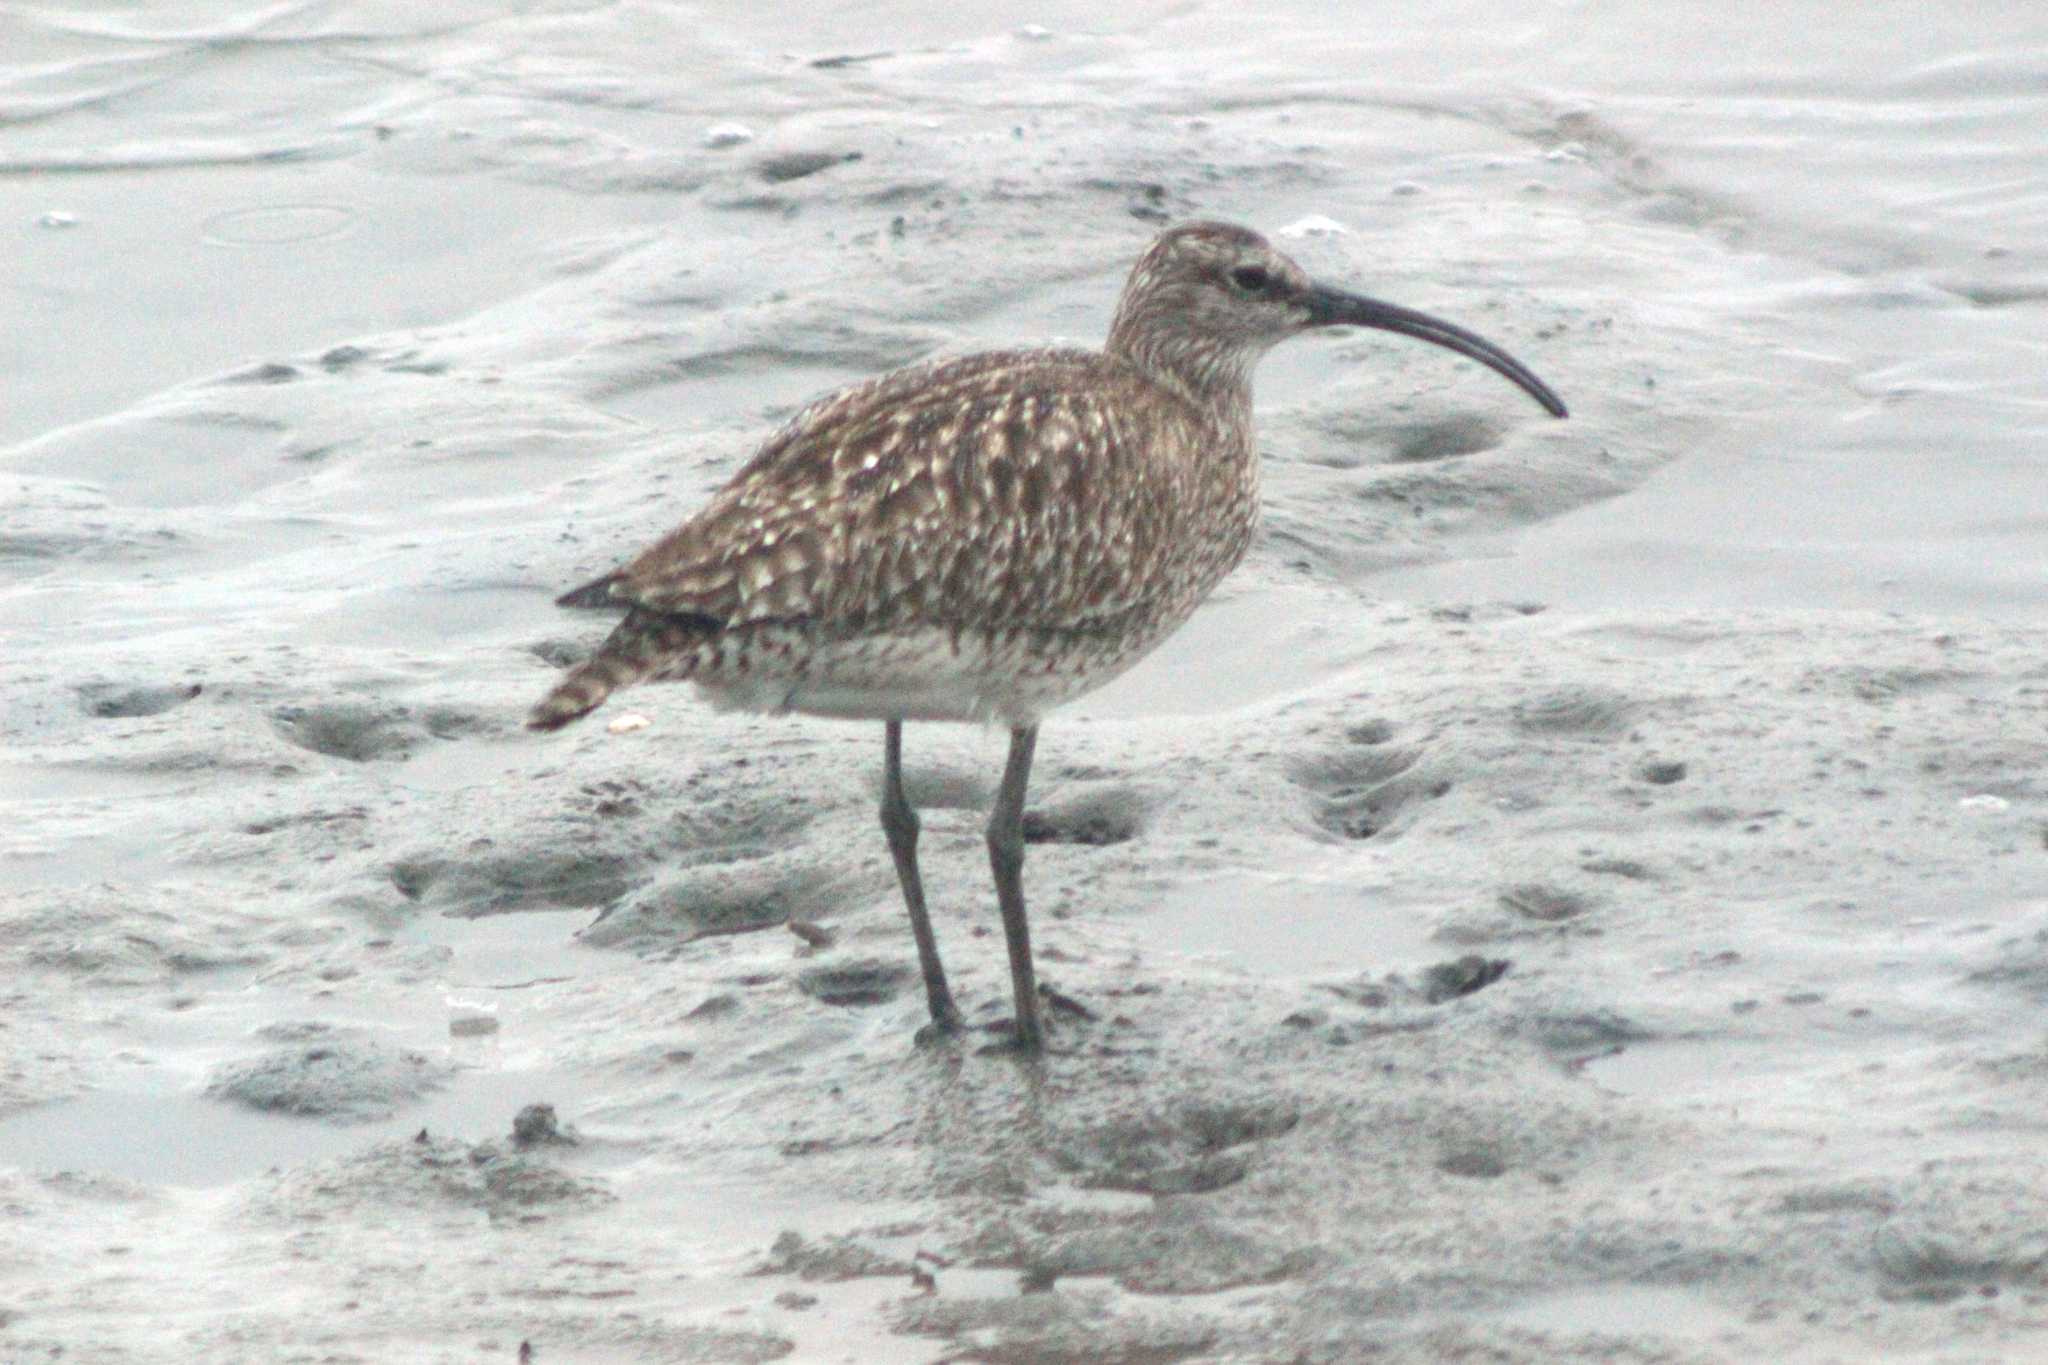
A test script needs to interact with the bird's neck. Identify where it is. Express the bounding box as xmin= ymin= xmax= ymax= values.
xmin=1104 ymin=323 xmax=1258 ymax=430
